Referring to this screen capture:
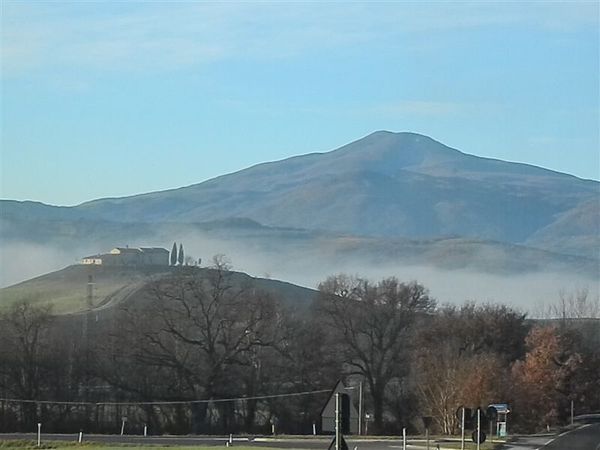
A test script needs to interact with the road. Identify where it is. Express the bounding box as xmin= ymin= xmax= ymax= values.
xmin=3 ymin=427 xmax=599 ymax=450
xmin=539 ymin=423 xmax=600 ymax=450
xmin=501 ymin=423 xmax=600 ymax=450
